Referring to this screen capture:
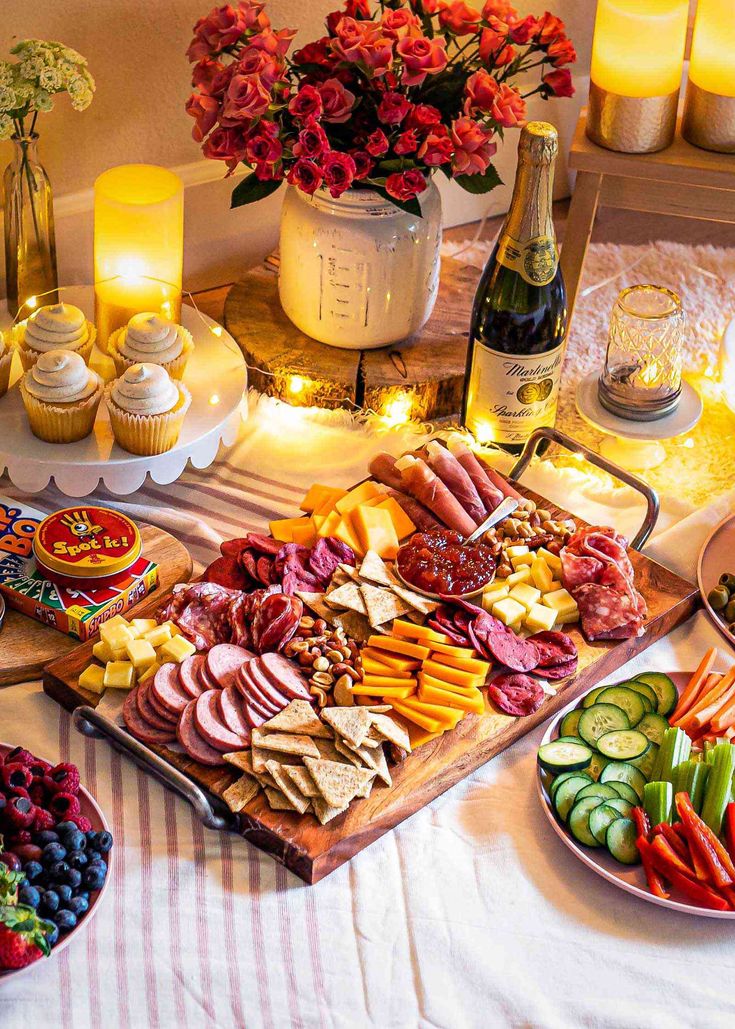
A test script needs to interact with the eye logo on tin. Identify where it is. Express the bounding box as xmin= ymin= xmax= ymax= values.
xmin=35 ymin=506 xmax=141 ymax=572
xmin=58 ymin=510 xmax=105 ymax=540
